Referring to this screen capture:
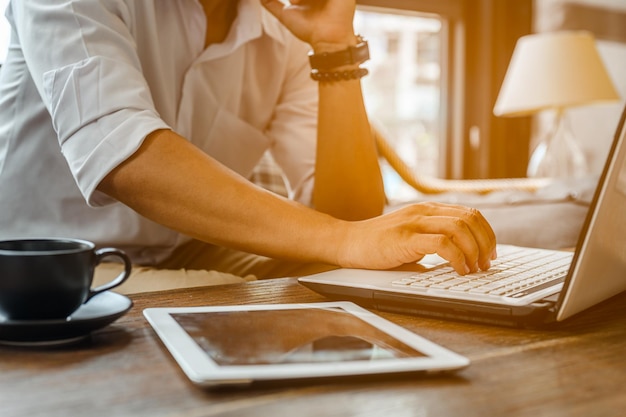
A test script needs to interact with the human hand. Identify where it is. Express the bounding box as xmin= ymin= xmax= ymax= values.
xmin=260 ymin=0 xmax=358 ymax=52
xmin=336 ymin=202 xmax=497 ymax=275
